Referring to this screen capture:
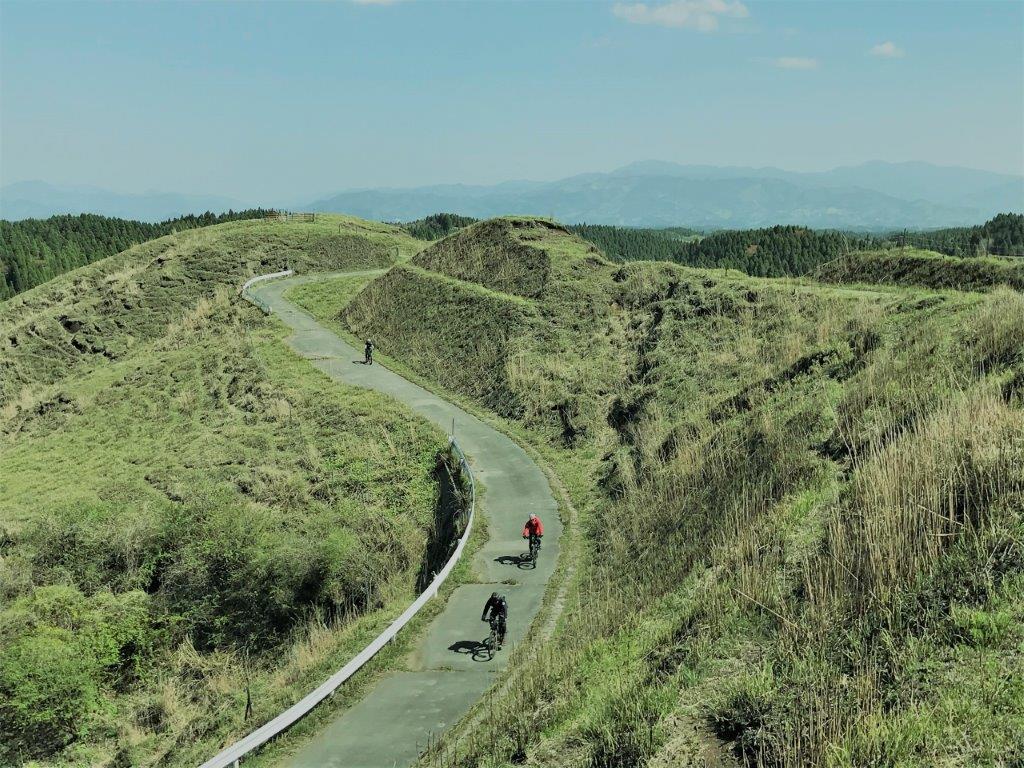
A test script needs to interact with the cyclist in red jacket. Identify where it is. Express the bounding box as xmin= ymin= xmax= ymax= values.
xmin=522 ymin=513 xmax=543 ymax=558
